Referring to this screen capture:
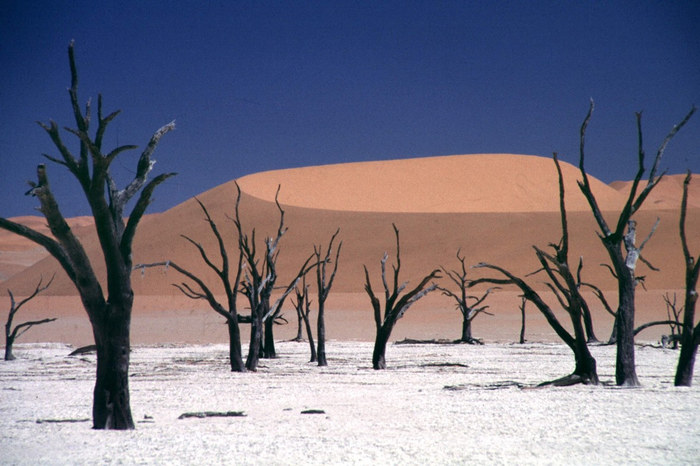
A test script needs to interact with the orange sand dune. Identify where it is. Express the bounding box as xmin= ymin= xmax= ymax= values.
xmin=1 ymin=154 xmax=698 ymax=345
xmin=238 ymin=153 xmax=628 ymax=213
xmin=610 ymin=174 xmax=700 ymax=210
xmin=0 ymin=216 xmax=93 ymax=281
